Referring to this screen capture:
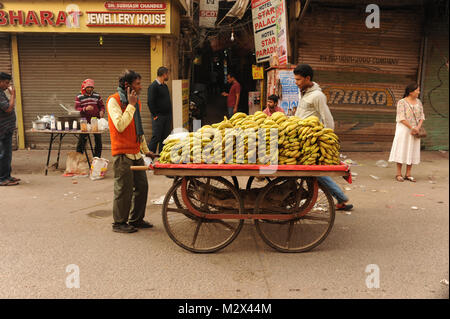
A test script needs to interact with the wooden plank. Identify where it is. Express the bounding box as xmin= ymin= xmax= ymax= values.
xmin=153 ymin=168 xmax=349 ymax=177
